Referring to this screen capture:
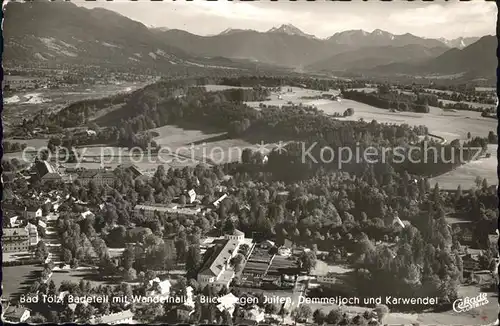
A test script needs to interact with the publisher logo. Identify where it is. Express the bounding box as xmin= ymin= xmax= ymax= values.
xmin=452 ymin=293 xmax=489 ymax=313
